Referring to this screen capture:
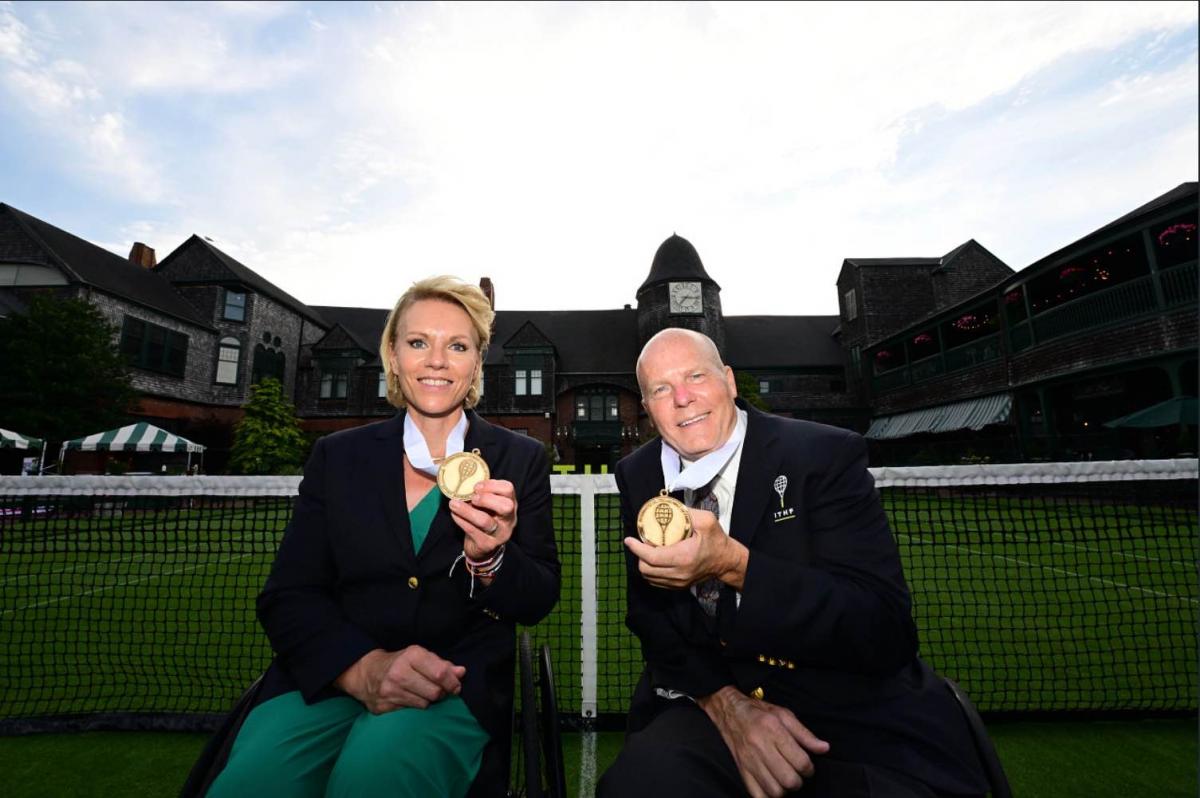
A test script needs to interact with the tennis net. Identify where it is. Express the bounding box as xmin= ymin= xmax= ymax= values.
xmin=0 ymin=460 xmax=1194 ymax=733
